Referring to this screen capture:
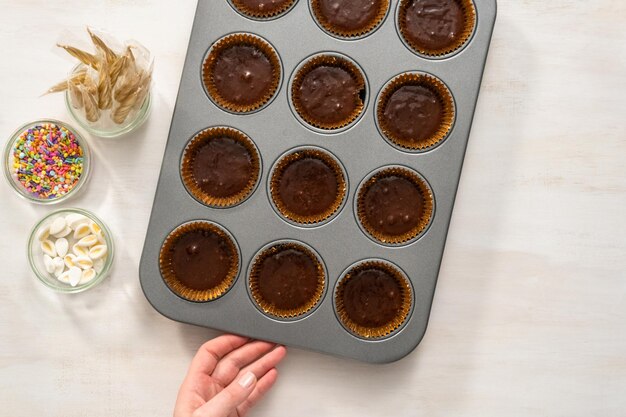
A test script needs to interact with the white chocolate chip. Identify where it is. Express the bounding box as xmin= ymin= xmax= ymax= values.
xmin=53 ymin=256 xmax=65 ymax=268
xmin=89 ymin=244 xmax=108 ymax=260
xmin=64 ymin=254 xmax=77 ymax=269
xmin=75 ymin=256 xmax=93 ymax=270
xmin=80 ymin=268 xmax=96 ymax=284
xmin=41 ymin=240 xmax=56 ymax=258
xmin=77 ymin=235 xmax=98 ymax=247
xmin=93 ymin=258 xmax=105 ymax=273
xmin=55 ymin=238 xmax=69 ymax=258
xmin=66 ymin=213 xmax=89 ymax=229
xmin=73 ymin=223 xmax=91 ymax=240
xmin=57 ymin=270 xmax=72 ymax=284
xmin=73 ymin=243 xmax=89 ymax=257
xmin=53 ymin=257 xmax=65 ymax=277
xmin=49 ymin=217 xmax=66 ymax=236
xmin=68 ymin=267 xmax=82 ymax=287
xmin=43 ymin=255 xmax=55 ymax=274
xmin=37 ymin=225 xmax=50 ymax=242
xmin=89 ymin=221 xmax=102 ymax=236
xmin=52 ymin=226 xmax=72 ymax=239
